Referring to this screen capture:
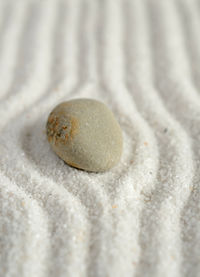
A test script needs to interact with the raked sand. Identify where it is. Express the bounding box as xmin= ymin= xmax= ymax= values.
xmin=0 ymin=0 xmax=200 ymax=276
